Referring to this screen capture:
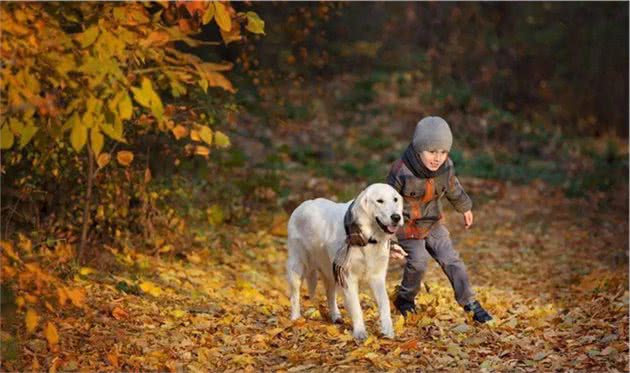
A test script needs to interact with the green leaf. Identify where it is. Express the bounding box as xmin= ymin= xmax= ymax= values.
xmin=199 ymin=125 xmax=213 ymax=145
xmin=214 ymin=131 xmax=230 ymax=148
xmin=76 ymin=25 xmax=100 ymax=48
xmin=245 ymin=12 xmax=265 ymax=34
xmin=214 ymin=2 xmax=231 ymax=31
xmin=1 ymin=125 xmax=14 ymax=149
xmin=70 ymin=121 xmax=87 ymax=152
xmin=91 ymin=128 xmax=104 ymax=156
